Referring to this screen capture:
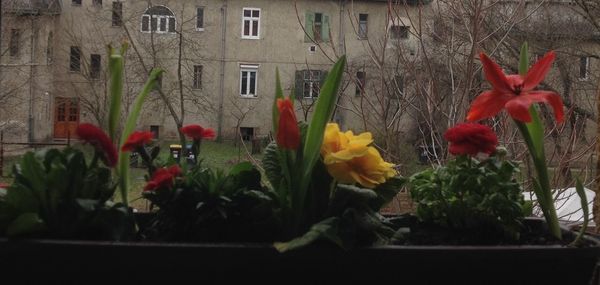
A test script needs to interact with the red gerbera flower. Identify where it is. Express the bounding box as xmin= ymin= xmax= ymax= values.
xmin=143 ymin=166 xmax=181 ymax=192
xmin=467 ymin=51 xmax=564 ymax=123
xmin=121 ymin=131 xmax=154 ymax=152
xmin=276 ymin=96 xmax=300 ymax=150
xmin=444 ymin=123 xmax=498 ymax=156
xmin=76 ymin=123 xmax=118 ymax=167
xmin=181 ymin=125 xmax=216 ymax=140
